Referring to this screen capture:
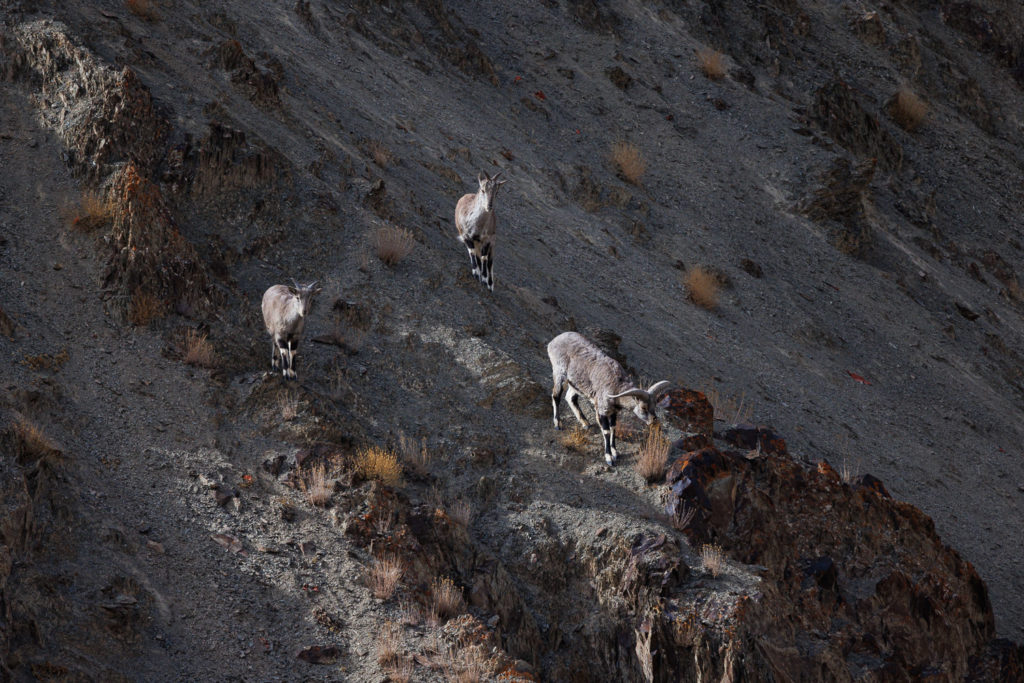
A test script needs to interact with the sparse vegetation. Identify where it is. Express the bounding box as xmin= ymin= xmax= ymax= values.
xmin=684 ymin=266 xmax=720 ymax=310
xmin=448 ymin=499 xmax=472 ymax=528
xmin=889 ymin=88 xmax=927 ymax=131
xmin=128 ymin=287 xmax=164 ymax=326
xmin=611 ymin=141 xmax=646 ymax=185
xmin=371 ymin=225 xmax=415 ymax=266
xmin=560 ymin=425 xmax=589 ymax=452
xmin=301 ymin=464 xmax=333 ymax=507
xmin=444 ymin=643 xmax=491 ymax=683
xmin=635 ymin=423 xmax=669 ymax=483
xmin=430 ymin=577 xmax=464 ymax=622
xmin=125 ymin=0 xmax=159 ymax=21
xmin=280 ymin=393 xmax=300 ymax=421
xmin=701 ymin=544 xmax=724 ymax=577
xmin=355 ymin=446 xmax=403 ymax=486
xmin=11 ymin=415 xmax=60 ymax=461
xmin=22 ymin=348 xmax=69 ymax=371
xmin=376 ymin=620 xmax=403 ymax=667
xmin=182 ymin=329 xmax=217 ymax=368
xmin=705 ymin=387 xmax=753 ymax=424
xmin=66 ymin=191 xmax=114 ymax=232
xmin=696 ymin=47 xmax=726 ymax=80
xmin=398 ymin=431 xmax=431 ymax=478
xmin=365 ymin=139 xmax=394 ymax=168
xmin=367 ymin=555 xmax=404 ymax=600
